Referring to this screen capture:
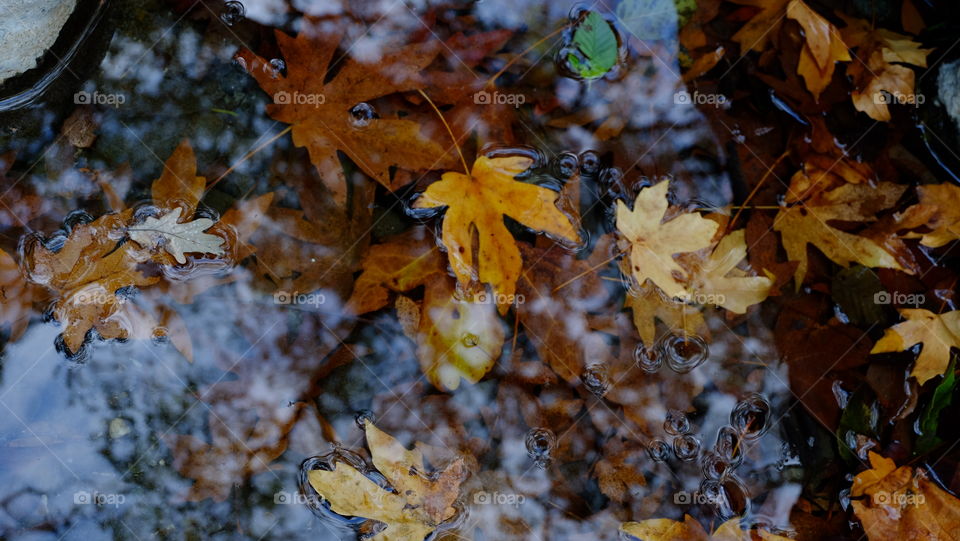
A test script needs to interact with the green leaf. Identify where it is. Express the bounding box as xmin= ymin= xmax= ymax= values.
xmin=567 ymin=11 xmax=619 ymax=80
xmin=916 ymin=354 xmax=957 ymax=455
